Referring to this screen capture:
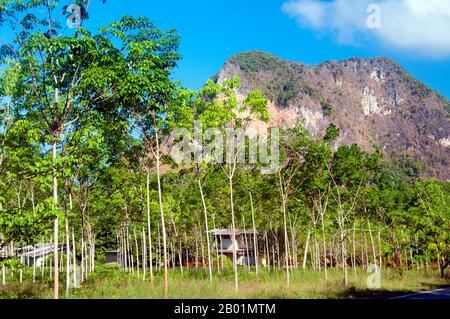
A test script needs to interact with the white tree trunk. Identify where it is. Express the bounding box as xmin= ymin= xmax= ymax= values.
xmin=53 ymin=219 xmax=59 ymax=299
xmin=142 ymin=227 xmax=147 ymax=281
xmin=229 ymin=175 xmax=239 ymax=292
xmin=52 ymin=138 xmax=59 ymax=299
xmin=146 ymin=171 xmax=154 ymax=285
xmin=250 ymin=192 xmax=259 ymax=280
xmin=302 ymin=231 xmax=311 ymax=269
xmin=65 ymin=217 xmax=70 ymax=295
xmin=33 ymin=245 xmax=36 ymax=283
xmin=321 ymin=213 xmax=328 ymax=281
xmin=155 ymin=132 xmax=168 ymax=298
xmin=72 ymin=229 xmax=77 ymax=288
xmin=368 ymin=220 xmax=377 ymax=266
xmin=279 ymin=173 xmax=290 ymax=287
xmin=198 ymin=176 xmax=212 ymax=283
xmin=341 ymin=236 xmax=348 ymax=286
